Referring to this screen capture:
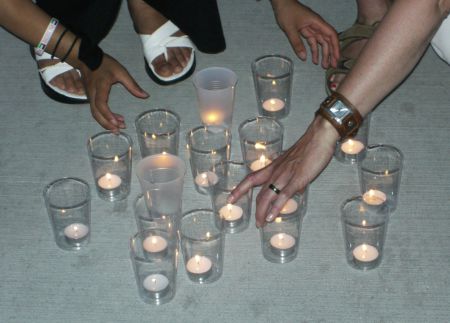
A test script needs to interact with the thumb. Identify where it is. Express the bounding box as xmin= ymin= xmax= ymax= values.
xmin=118 ymin=71 xmax=149 ymax=99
